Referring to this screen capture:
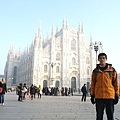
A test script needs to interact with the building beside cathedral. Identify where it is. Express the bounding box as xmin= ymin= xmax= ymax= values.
xmin=4 ymin=20 xmax=103 ymax=91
